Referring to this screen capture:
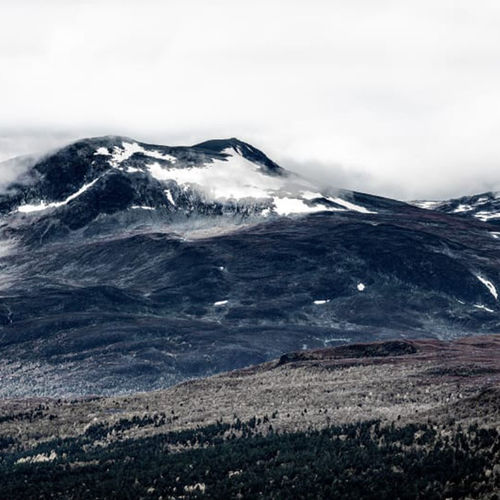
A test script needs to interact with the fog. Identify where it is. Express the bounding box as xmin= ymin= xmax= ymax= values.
xmin=2 ymin=0 xmax=500 ymax=200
